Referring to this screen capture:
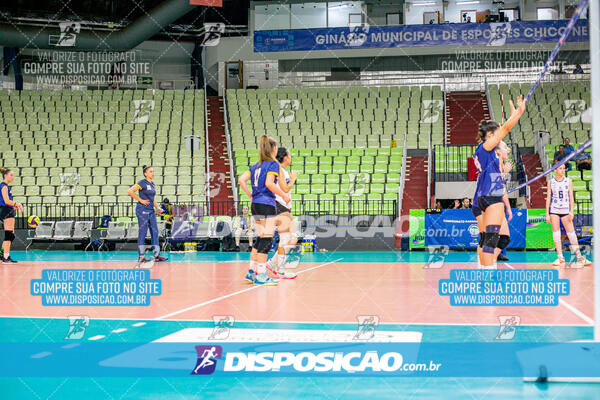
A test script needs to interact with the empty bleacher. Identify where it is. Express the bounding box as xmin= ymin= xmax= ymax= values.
xmin=233 ymin=147 xmax=402 ymax=214
xmin=226 ymin=85 xmax=445 ymax=215
xmin=488 ymin=81 xmax=590 ymax=146
xmin=0 ymin=89 xmax=206 ymax=217
xmin=226 ymin=86 xmax=444 ymax=150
